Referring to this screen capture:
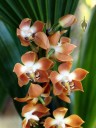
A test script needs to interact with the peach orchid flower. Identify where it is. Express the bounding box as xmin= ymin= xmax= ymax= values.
xmin=47 ymin=31 xmax=76 ymax=62
xmin=50 ymin=62 xmax=88 ymax=103
xmin=13 ymin=51 xmax=53 ymax=87
xmin=44 ymin=107 xmax=84 ymax=128
xmin=17 ymin=18 xmax=50 ymax=49
xmin=59 ymin=14 xmax=77 ymax=28
xmin=22 ymin=103 xmax=49 ymax=128
xmin=14 ymin=83 xmax=51 ymax=106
